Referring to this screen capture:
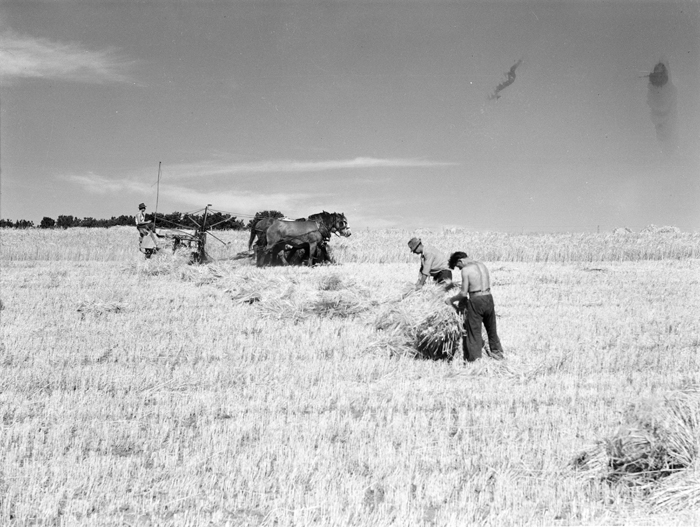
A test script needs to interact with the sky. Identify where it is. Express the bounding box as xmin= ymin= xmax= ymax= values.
xmin=1 ymin=0 xmax=699 ymax=232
